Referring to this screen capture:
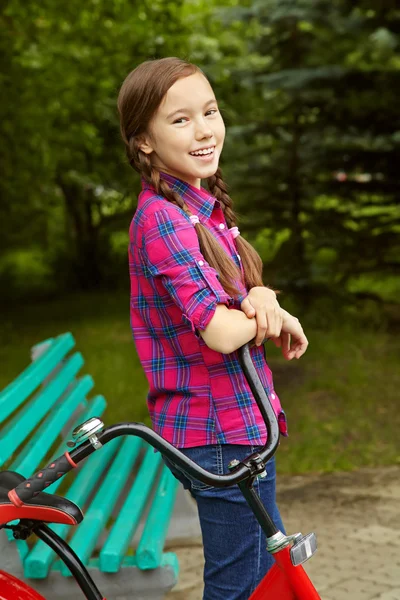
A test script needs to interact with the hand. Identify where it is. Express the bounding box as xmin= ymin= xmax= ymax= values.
xmin=241 ymin=287 xmax=283 ymax=346
xmin=271 ymin=309 xmax=308 ymax=360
